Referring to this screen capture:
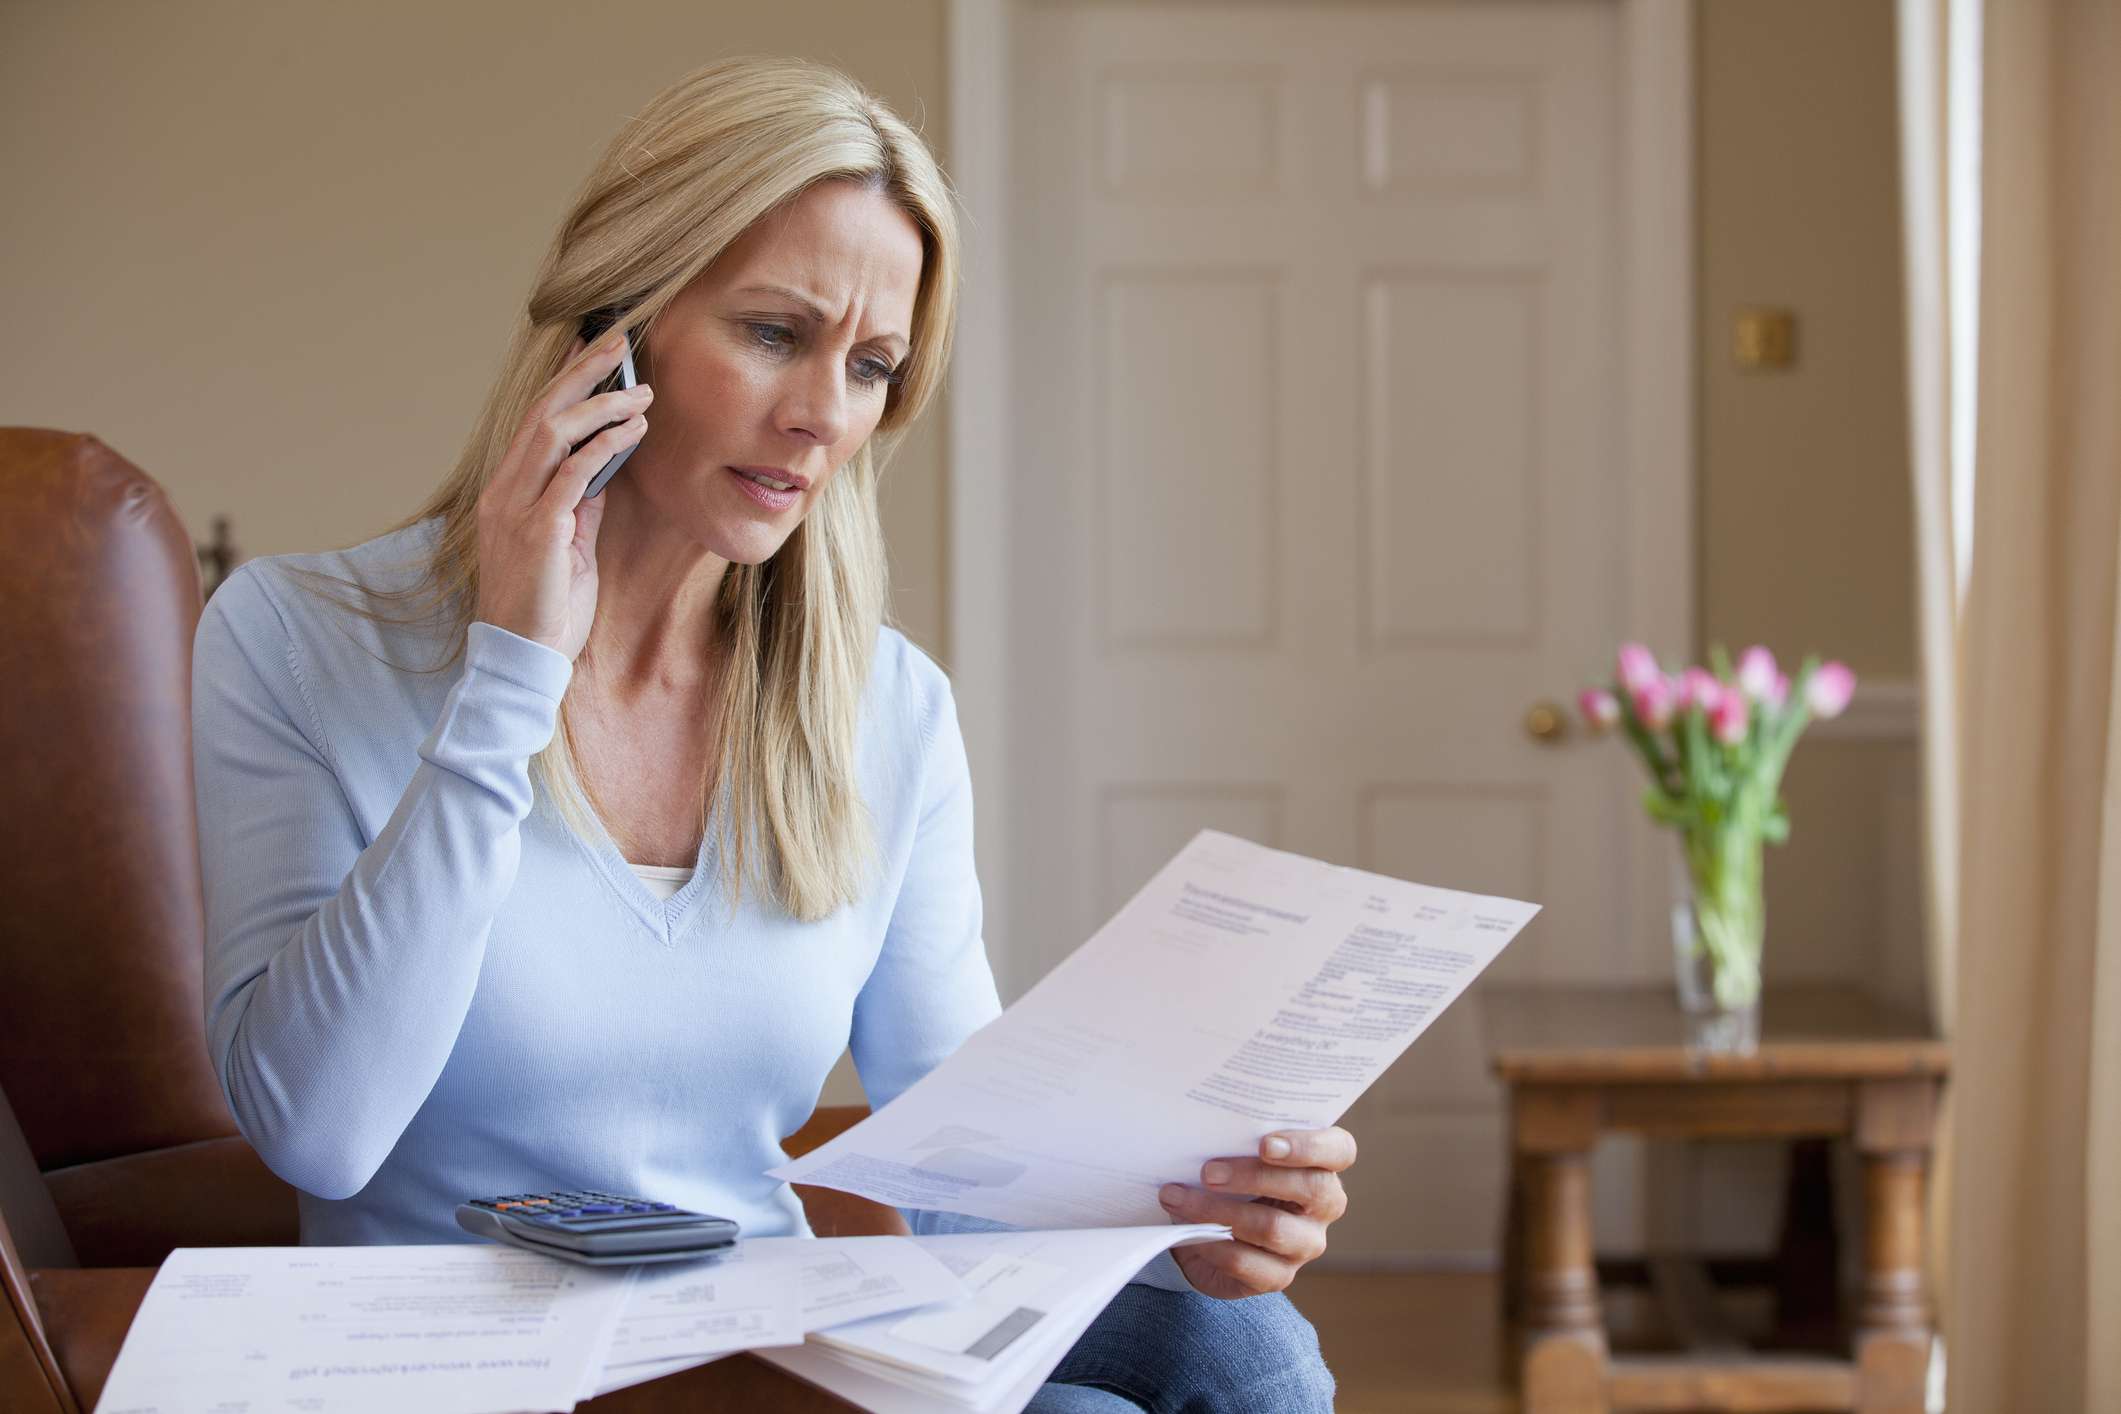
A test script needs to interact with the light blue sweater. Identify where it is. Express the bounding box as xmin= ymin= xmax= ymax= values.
xmin=191 ymin=516 xmax=1188 ymax=1291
